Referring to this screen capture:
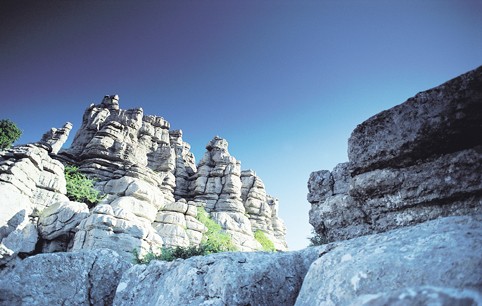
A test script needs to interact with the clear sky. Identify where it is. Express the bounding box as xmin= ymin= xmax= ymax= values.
xmin=1 ymin=0 xmax=481 ymax=250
